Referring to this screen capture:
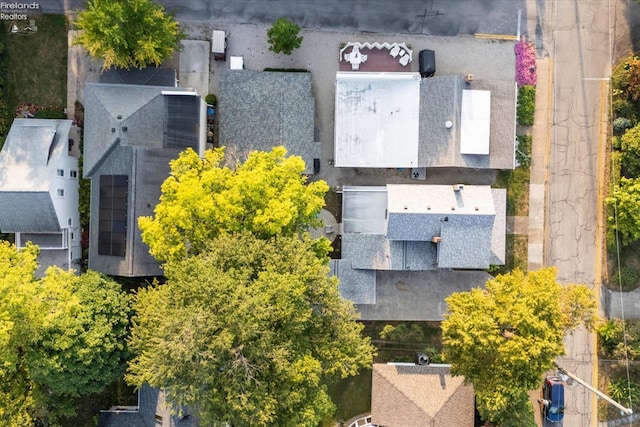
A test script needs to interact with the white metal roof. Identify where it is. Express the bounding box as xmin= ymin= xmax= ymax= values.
xmin=460 ymin=89 xmax=491 ymax=155
xmin=334 ymin=72 xmax=421 ymax=167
